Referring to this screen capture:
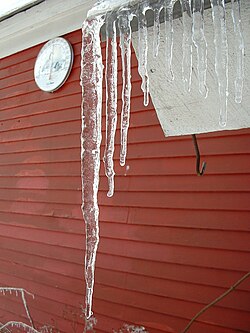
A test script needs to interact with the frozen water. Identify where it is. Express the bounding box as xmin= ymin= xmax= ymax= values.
xmin=164 ymin=0 xmax=174 ymax=81
xmin=118 ymin=8 xmax=133 ymax=166
xmin=137 ymin=1 xmax=150 ymax=105
xmin=180 ymin=0 xmax=193 ymax=92
xmin=0 ymin=287 xmax=34 ymax=327
xmin=192 ymin=0 xmax=208 ymax=97
xmin=0 ymin=321 xmax=40 ymax=333
xmin=210 ymin=0 xmax=229 ymax=127
xmin=80 ymin=14 xmax=105 ymax=319
xmin=231 ymin=0 xmax=244 ymax=103
xmin=104 ymin=13 xmax=118 ymax=197
xmin=152 ymin=4 xmax=163 ymax=58
xmin=84 ymin=316 xmax=97 ymax=333
xmin=81 ymin=0 xmax=245 ymax=319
